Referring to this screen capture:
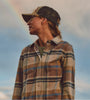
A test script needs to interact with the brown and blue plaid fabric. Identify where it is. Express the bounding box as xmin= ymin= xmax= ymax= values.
xmin=12 ymin=35 xmax=75 ymax=100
